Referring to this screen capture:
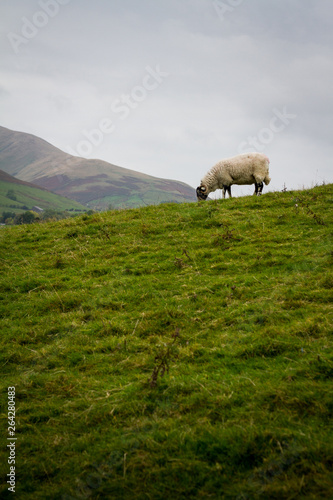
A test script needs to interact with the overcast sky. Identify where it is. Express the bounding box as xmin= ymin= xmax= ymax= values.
xmin=1 ymin=0 xmax=332 ymax=196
